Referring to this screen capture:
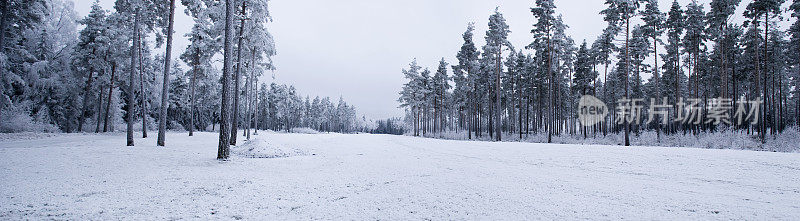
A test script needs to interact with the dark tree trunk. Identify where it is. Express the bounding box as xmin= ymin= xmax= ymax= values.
xmin=218 ymin=0 xmax=236 ymax=160
xmin=253 ymin=77 xmax=259 ymax=135
xmin=127 ymin=11 xmax=141 ymax=146
xmin=495 ymin=46 xmax=502 ymax=141
xmin=245 ymin=46 xmax=256 ymax=140
xmin=95 ymin=84 xmax=103 ymax=133
xmin=103 ymin=63 xmax=116 ymax=132
xmin=624 ymin=15 xmax=630 ymax=147
xmin=78 ymin=67 xmax=95 ymax=132
xmin=547 ymin=32 xmax=553 ymax=144
xmin=761 ymin=14 xmax=768 ymax=144
xmin=230 ymin=1 xmax=246 ymax=146
xmin=654 ymin=33 xmax=661 ymax=142
xmin=188 ymin=48 xmax=199 ymax=136
xmin=157 ymin=0 xmax=176 ymax=146
xmin=139 ymin=34 xmax=148 ymax=139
